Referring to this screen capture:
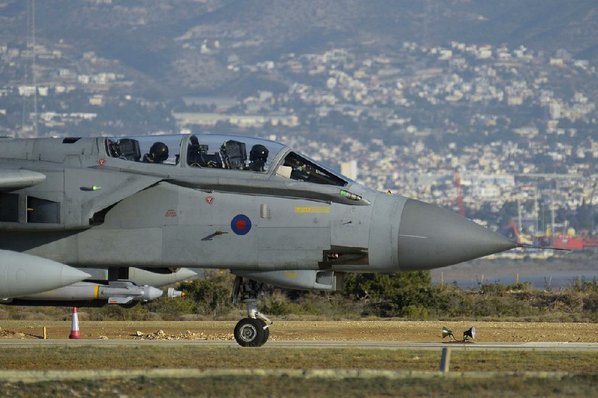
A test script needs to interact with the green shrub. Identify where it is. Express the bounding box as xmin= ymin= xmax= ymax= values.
xmin=401 ymin=304 xmax=430 ymax=319
xmin=3 ymin=271 xmax=597 ymax=322
xmin=344 ymin=271 xmax=436 ymax=317
xmin=179 ymin=271 xmax=234 ymax=317
xmin=145 ymin=297 xmax=196 ymax=320
xmin=259 ymin=291 xmax=299 ymax=316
